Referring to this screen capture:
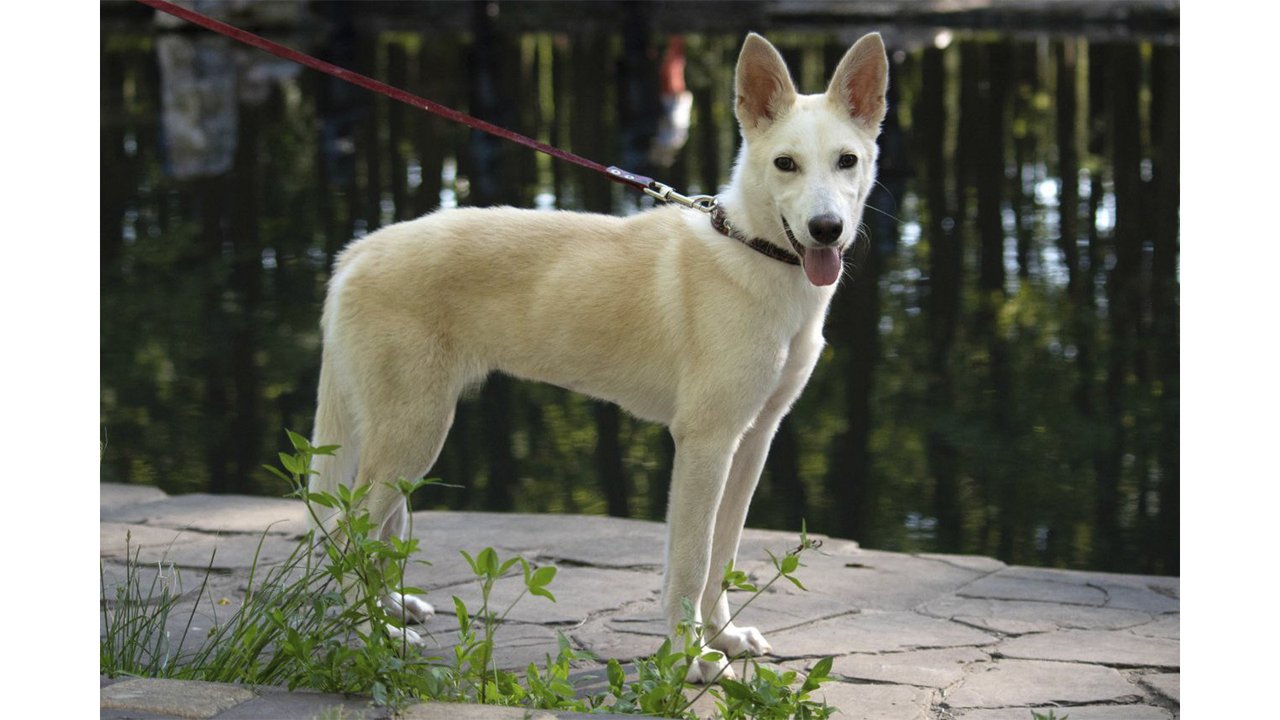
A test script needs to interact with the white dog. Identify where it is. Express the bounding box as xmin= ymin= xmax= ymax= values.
xmin=310 ymin=31 xmax=888 ymax=682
